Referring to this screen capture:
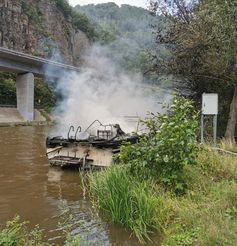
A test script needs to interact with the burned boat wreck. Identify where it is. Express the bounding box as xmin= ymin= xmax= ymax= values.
xmin=46 ymin=120 xmax=138 ymax=169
